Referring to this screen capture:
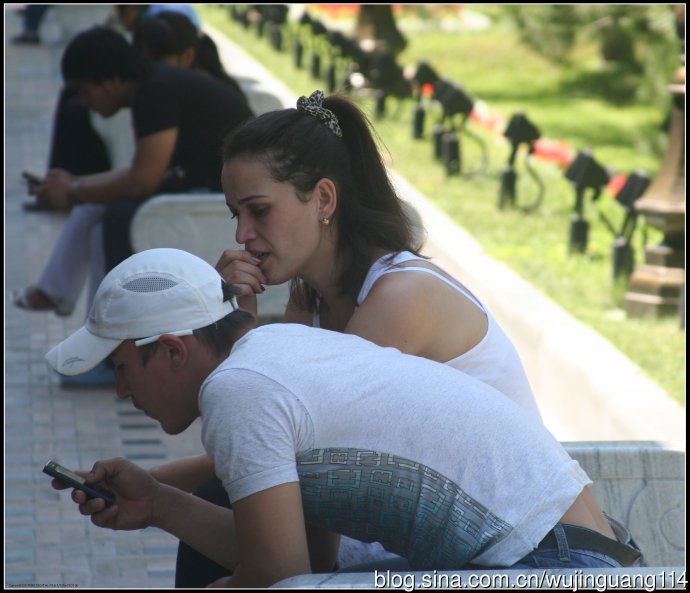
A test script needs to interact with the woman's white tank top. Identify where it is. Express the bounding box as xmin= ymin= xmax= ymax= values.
xmin=314 ymin=252 xmax=542 ymax=422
